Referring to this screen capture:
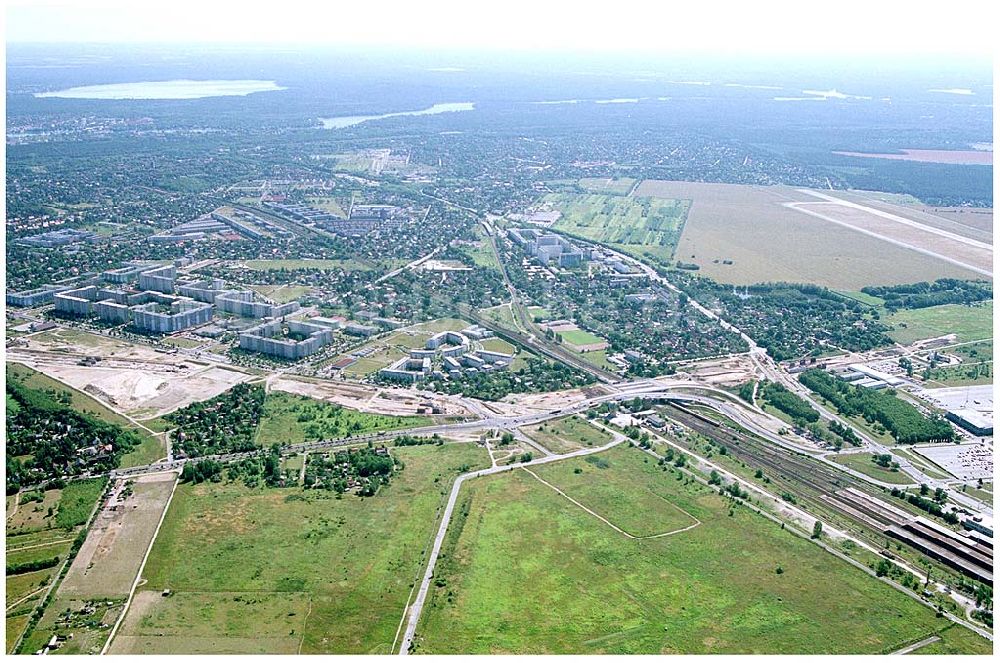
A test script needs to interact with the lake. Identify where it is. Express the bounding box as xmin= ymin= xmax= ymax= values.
xmin=35 ymin=79 xmax=286 ymax=100
xmin=319 ymin=102 xmax=475 ymax=129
